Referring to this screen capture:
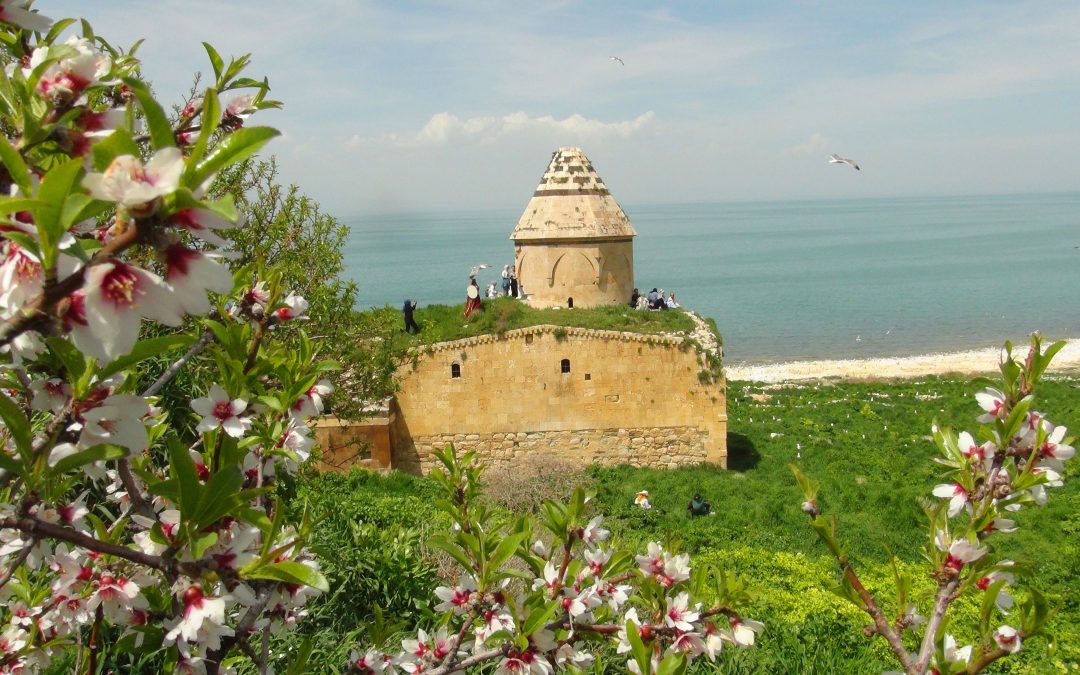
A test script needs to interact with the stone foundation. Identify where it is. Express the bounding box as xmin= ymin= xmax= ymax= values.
xmin=393 ymin=426 xmax=709 ymax=475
